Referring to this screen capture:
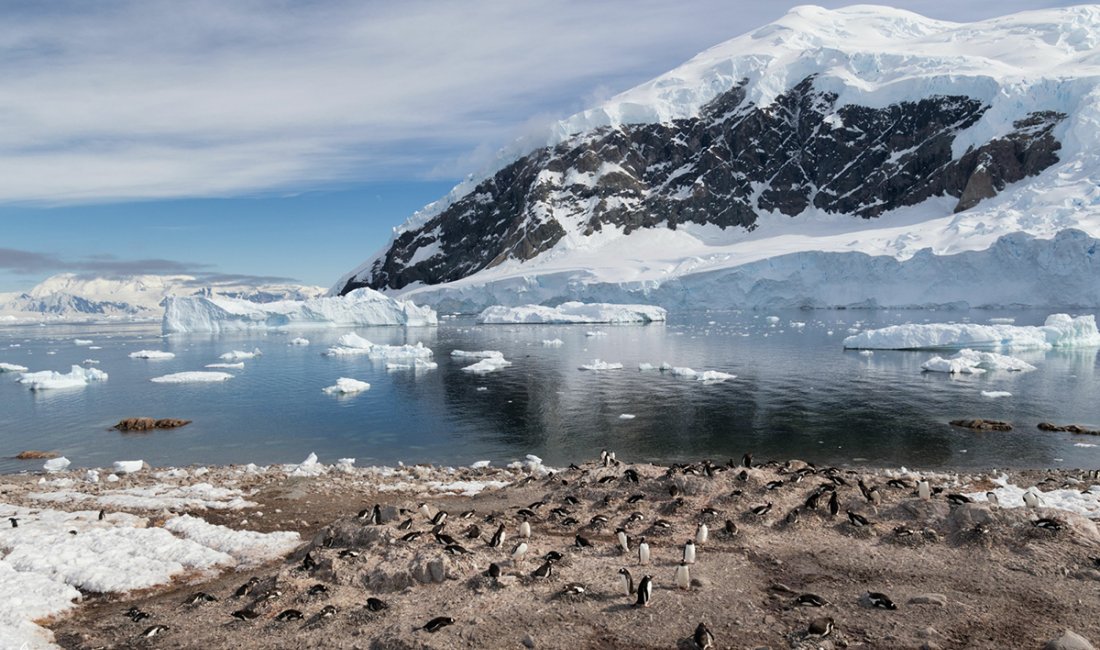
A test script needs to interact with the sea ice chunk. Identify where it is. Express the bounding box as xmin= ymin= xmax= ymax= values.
xmin=461 ymin=357 xmax=512 ymax=373
xmin=579 ymin=359 xmax=623 ymax=371
xmin=920 ymin=349 xmax=1036 ymax=374
xmin=128 ymin=350 xmax=175 ymax=359
xmin=150 ymin=371 xmax=233 ymax=383
xmin=43 ymin=457 xmax=70 ymax=473
xmin=112 ymin=460 xmax=143 ymax=474
xmin=843 ymin=314 xmax=1100 ymax=350
xmin=322 ymin=378 xmax=371 ymax=394
xmin=477 ymin=302 xmax=666 ymax=324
